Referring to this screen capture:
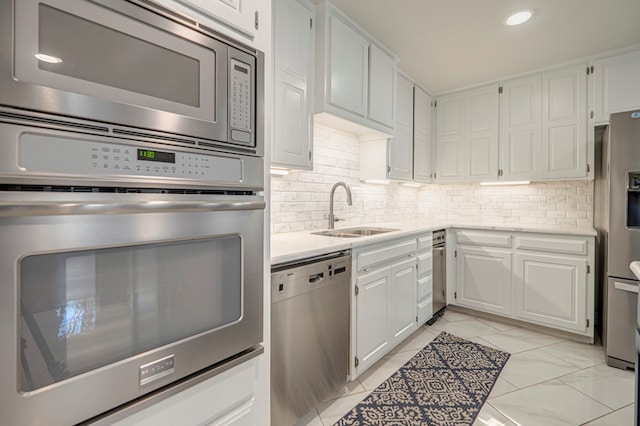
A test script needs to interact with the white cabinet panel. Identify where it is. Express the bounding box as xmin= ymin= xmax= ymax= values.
xmin=356 ymin=267 xmax=391 ymax=372
xmin=467 ymin=85 xmax=499 ymax=181
xmin=327 ymin=14 xmax=368 ymax=117
xmin=500 ymin=75 xmax=542 ymax=180
xmin=388 ymin=74 xmax=414 ymax=180
xmin=390 ymin=257 xmax=418 ymax=342
xmin=368 ymin=44 xmax=396 ymax=128
xmin=514 ymin=252 xmax=587 ymax=333
xmin=413 ymin=86 xmax=433 ymax=183
xmin=457 ymin=246 xmax=512 ymax=316
xmin=593 ymin=48 xmax=640 ymax=124
xmin=542 ymin=64 xmax=587 ymax=179
xmin=273 ymin=0 xmax=314 ymax=170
